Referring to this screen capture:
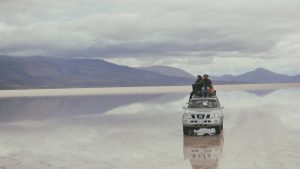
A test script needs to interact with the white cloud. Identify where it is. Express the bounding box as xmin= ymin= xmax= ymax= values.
xmin=0 ymin=0 xmax=300 ymax=75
